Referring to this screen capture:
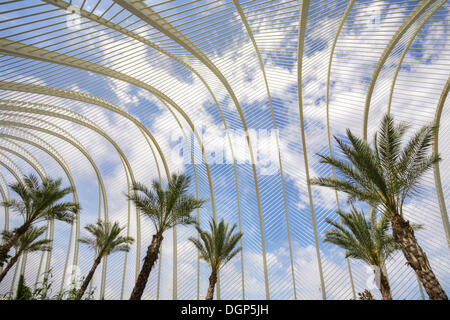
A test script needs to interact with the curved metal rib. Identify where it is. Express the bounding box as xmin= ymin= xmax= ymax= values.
xmin=433 ymin=78 xmax=450 ymax=249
